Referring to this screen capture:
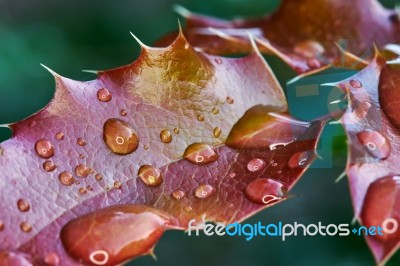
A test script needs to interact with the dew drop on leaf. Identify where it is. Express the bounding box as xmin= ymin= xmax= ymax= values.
xmin=214 ymin=58 xmax=223 ymax=64
xmin=244 ymin=178 xmax=286 ymax=205
xmin=120 ymin=109 xmax=127 ymax=116
xmin=173 ymin=128 xmax=179 ymax=134
xmin=357 ymin=131 xmax=391 ymax=159
xmin=75 ymin=164 xmax=90 ymax=178
xmin=103 ymin=118 xmax=139 ymax=155
xmin=213 ymin=127 xmax=222 ymax=138
xmin=247 ymin=158 xmax=267 ymax=172
xmin=77 ymin=138 xmax=87 ymax=147
xmin=43 ymin=160 xmax=57 ymax=172
xmin=138 ymin=165 xmax=163 ymax=187
xmin=20 ymin=222 xmax=32 ymax=233
xmin=44 ymin=252 xmax=60 ymax=266
xmin=288 ymin=151 xmax=313 ymax=168
xmin=350 ymin=79 xmax=362 ymax=88
xmin=183 ymin=143 xmax=218 ymax=165
xmin=0 ymin=220 xmax=4 ymax=231
xmin=95 ymin=174 xmax=102 ymax=181
xmin=197 ymin=114 xmax=205 ymax=122
xmin=194 ymin=184 xmax=215 ymax=199
xmin=226 ymin=96 xmax=234 ymax=104
xmin=55 ymin=132 xmax=64 ymax=140
xmin=79 ymin=188 xmax=87 ymax=195
xmin=35 ymin=139 xmax=55 ymax=159
xmin=160 ymin=129 xmax=172 ymax=143
xmin=113 ymin=181 xmax=122 ymax=189
xmin=97 ymin=88 xmax=112 ymax=102
xmin=172 ymin=190 xmax=185 ymax=200
xmin=212 ymin=107 xmax=219 ymax=114
xmin=17 ymin=199 xmax=30 ymax=212
xmin=59 ymin=172 xmax=75 ymax=186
